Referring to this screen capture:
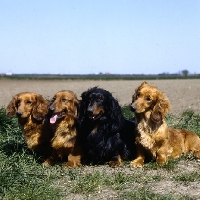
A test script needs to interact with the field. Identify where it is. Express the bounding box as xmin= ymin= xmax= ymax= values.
xmin=0 ymin=79 xmax=200 ymax=199
xmin=1 ymin=79 xmax=200 ymax=115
